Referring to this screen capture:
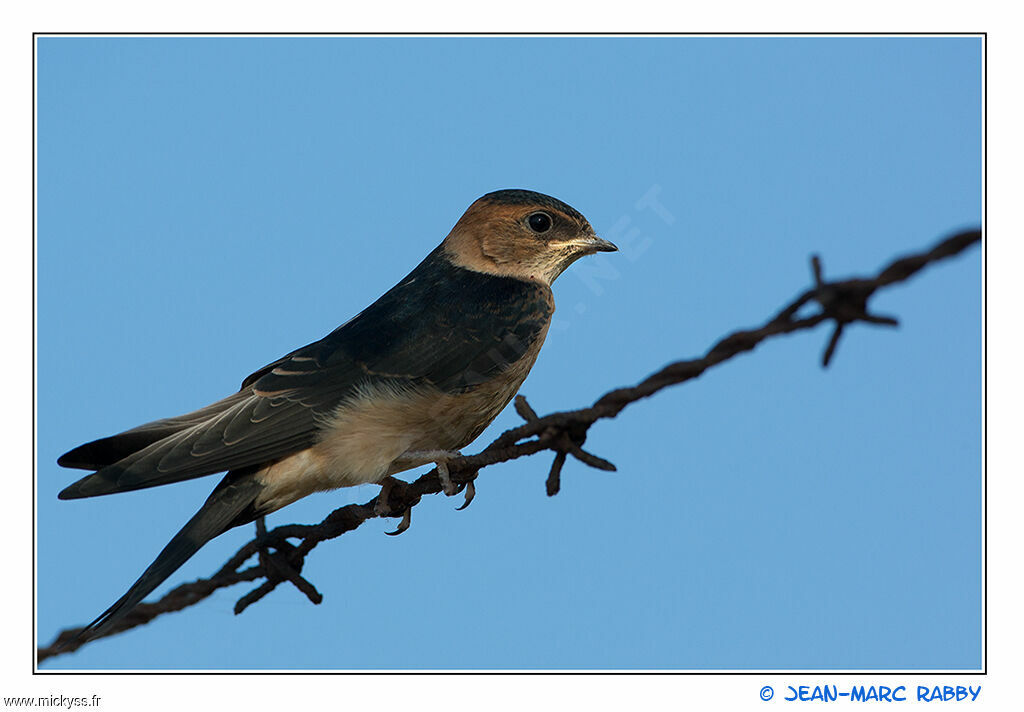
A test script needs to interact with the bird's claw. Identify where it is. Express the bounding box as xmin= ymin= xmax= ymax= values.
xmin=455 ymin=479 xmax=476 ymax=510
xmin=385 ymin=507 xmax=412 ymax=536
